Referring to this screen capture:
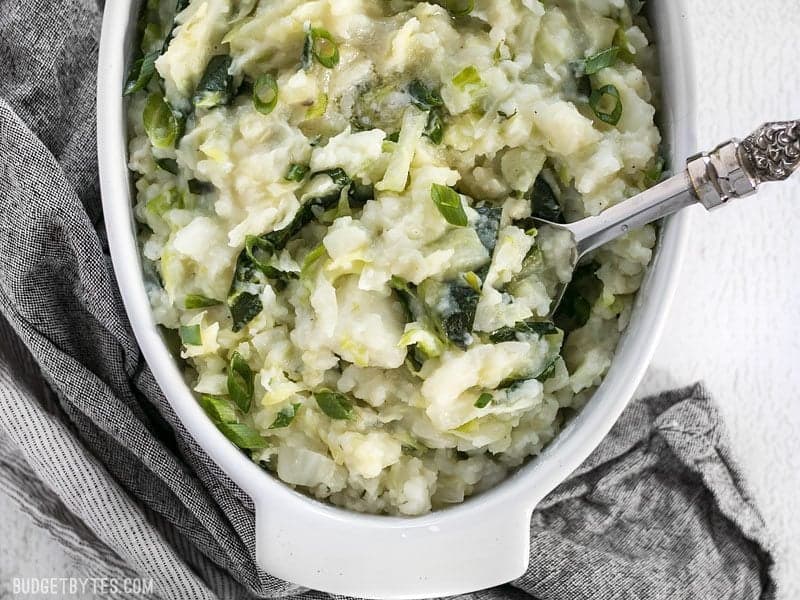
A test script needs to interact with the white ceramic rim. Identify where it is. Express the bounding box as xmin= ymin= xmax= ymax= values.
xmin=97 ymin=3 xmax=696 ymax=598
